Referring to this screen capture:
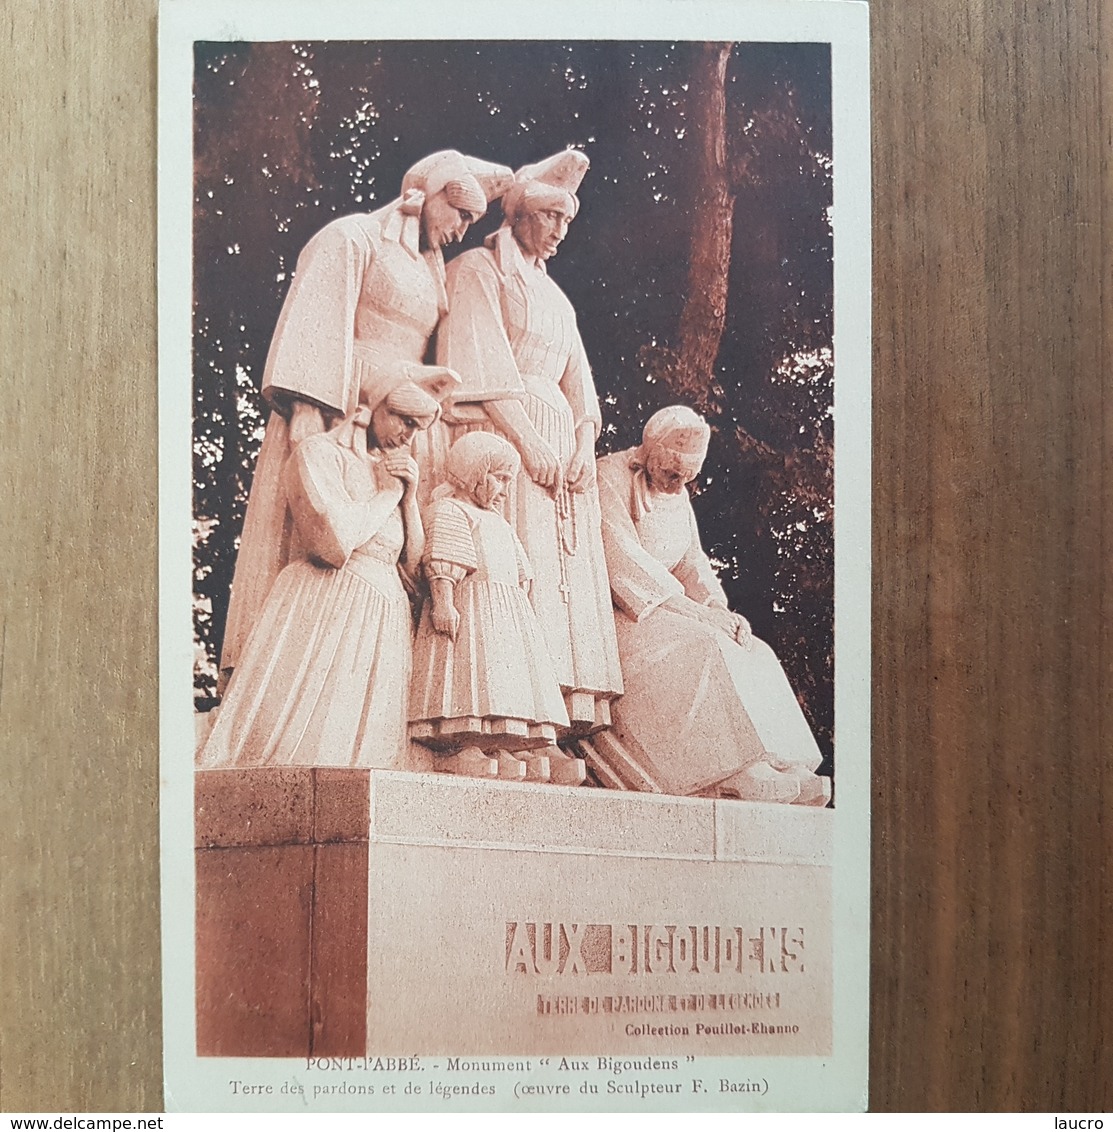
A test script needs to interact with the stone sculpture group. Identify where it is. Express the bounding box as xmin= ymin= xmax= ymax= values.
xmin=197 ymin=148 xmax=831 ymax=806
